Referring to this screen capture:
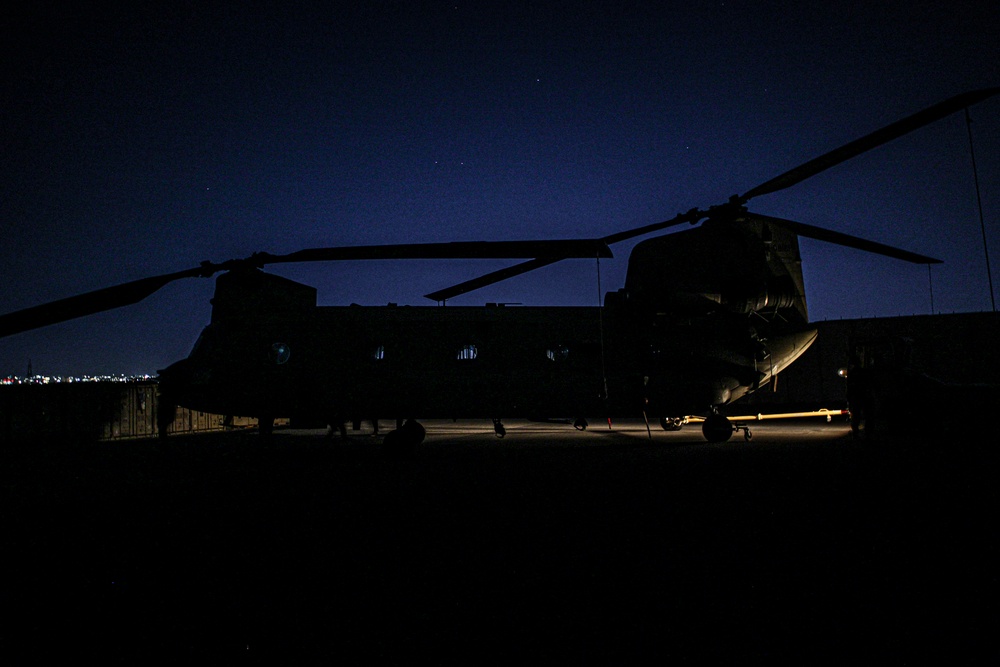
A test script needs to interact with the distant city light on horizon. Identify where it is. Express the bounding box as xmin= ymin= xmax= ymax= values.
xmin=1 ymin=374 xmax=156 ymax=386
